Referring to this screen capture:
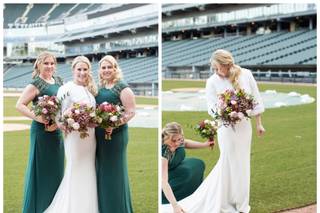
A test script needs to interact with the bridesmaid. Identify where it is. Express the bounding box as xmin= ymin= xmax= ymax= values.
xmin=95 ymin=55 xmax=136 ymax=213
xmin=16 ymin=52 xmax=64 ymax=213
xmin=162 ymin=122 xmax=214 ymax=213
